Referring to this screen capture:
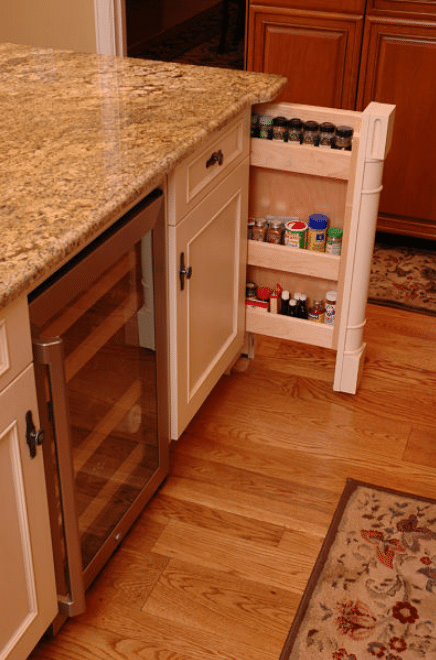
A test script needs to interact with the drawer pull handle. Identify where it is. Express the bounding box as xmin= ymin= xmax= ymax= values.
xmin=206 ymin=149 xmax=224 ymax=168
xmin=179 ymin=252 xmax=192 ymax=291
